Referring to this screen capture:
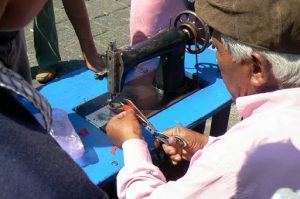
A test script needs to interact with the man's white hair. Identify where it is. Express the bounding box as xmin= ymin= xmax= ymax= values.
xmin=220 ymin=35 xmax=300 ymax=88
